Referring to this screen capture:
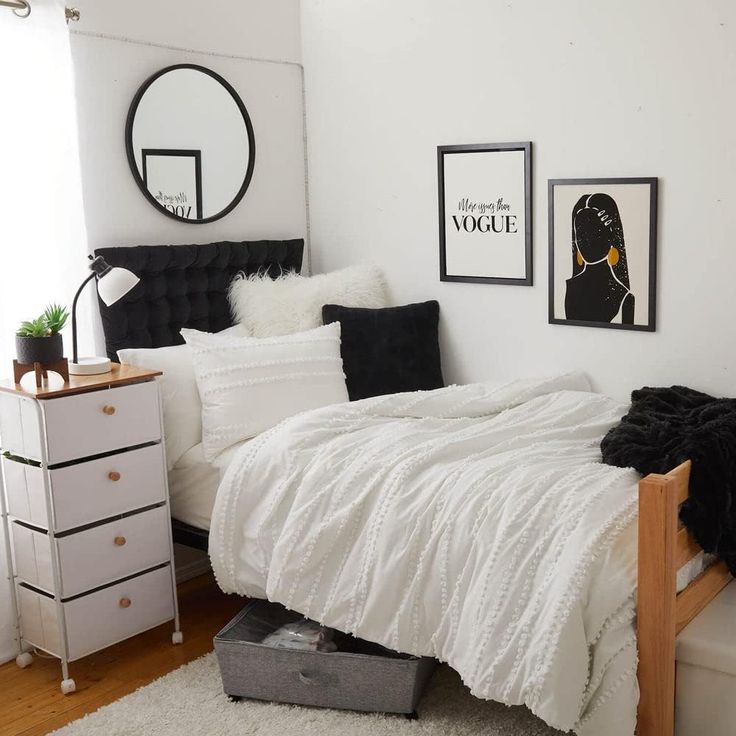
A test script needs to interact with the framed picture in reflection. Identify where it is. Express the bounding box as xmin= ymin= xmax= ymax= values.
xmin=142 ymin=148 xmax=203 ymax=221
